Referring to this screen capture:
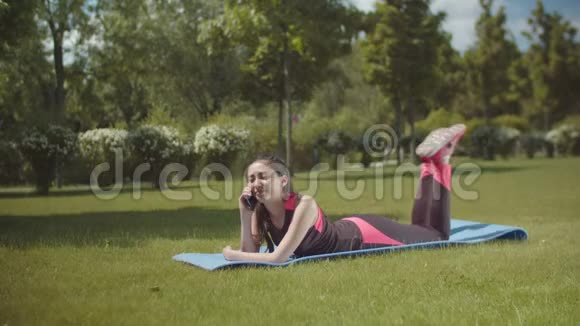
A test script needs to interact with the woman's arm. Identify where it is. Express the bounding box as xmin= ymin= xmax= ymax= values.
xmin=239 ymin=208 xmax=259 ymax=253
xmin=223 ymin=195 xmax=318 ymax=263
xmin=238 ymin=184 xmax=259 ymax=253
